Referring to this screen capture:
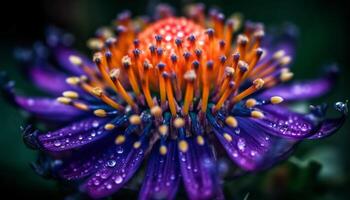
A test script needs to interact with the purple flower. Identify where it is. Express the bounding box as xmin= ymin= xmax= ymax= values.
xmin=1 ymin=4 xmax=347 ymax=200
